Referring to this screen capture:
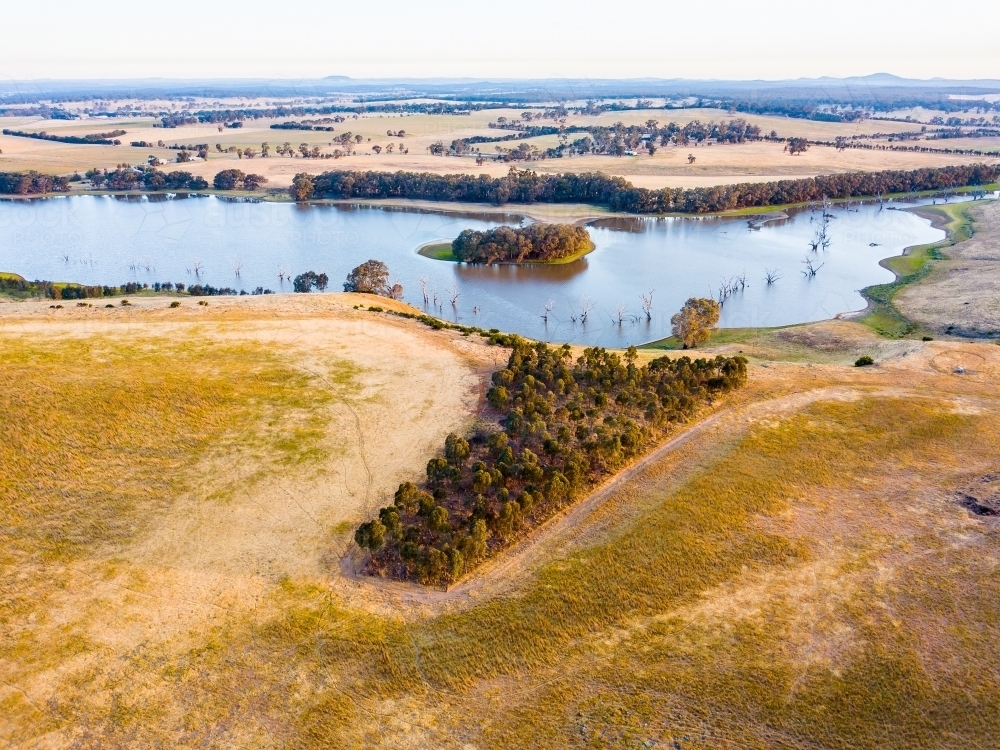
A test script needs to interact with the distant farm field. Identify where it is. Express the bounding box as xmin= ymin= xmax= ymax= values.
xmin=3 ymin=106 xmax=998 ymax=191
